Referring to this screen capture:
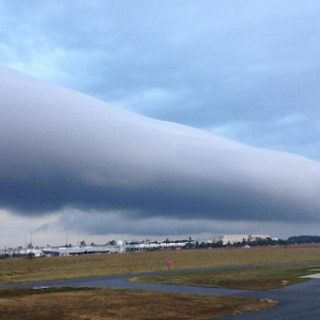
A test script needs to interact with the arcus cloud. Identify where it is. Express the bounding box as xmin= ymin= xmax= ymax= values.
xmin=0 ymin=66 xmax=320 ymax=223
